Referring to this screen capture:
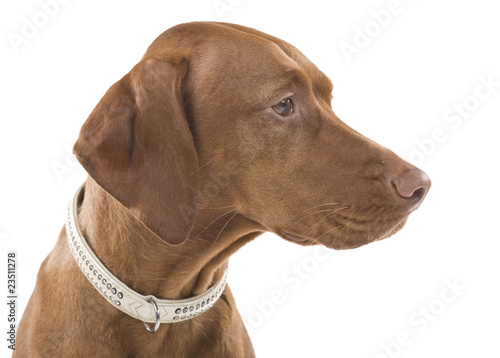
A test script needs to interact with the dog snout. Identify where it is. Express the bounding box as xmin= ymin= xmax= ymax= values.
xmin=390 ymin=169 xmax=431 ymax=209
